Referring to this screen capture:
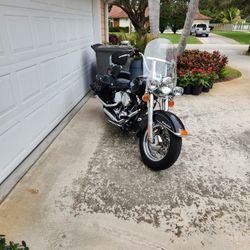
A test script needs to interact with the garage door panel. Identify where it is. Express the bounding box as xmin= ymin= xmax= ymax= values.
xmin=17 ymin=65 xmax=41 ymax=103
xmin=54 ymin=18 xmax=68 ymax=43
xmin=0 ymin=74 xmax=16 ymax=117
xmin=6 ymin=15 xmax=34 ymax=53
xmin=0 ymin=37 xmax=3 ymax=56
xmin=0 ymin=0 xmax=96 ymax=183
xmin=23 ymin=104 xmax=47 ymax=146
xmin=50 ymin=0 xmax=62 ymax=7
xmin=41 ymin=58 xmax=58 ymax=89
xmin=71 ymin=50 xmax=82 ymax=72
xmin=60 ymin=53 xmax=72 ymax=79
xmin=47 ymin=93 xmax=64 ymax=126
xmin=0 ymin=122 xmax=24 ymax=177
xmin=35 ymin=16 xmax=53 ymax=48
xmin=68 ymin=19 xmax=77 ymax=41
